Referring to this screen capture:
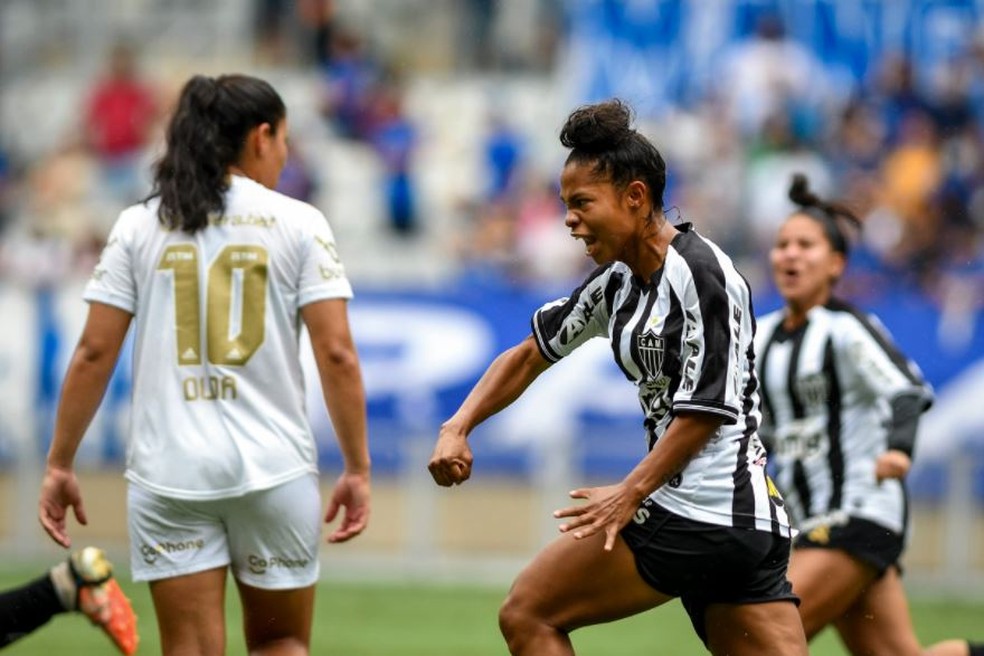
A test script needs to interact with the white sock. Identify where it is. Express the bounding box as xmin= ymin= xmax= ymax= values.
xmin=47 ymin=561 xmax=77 ymax=611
